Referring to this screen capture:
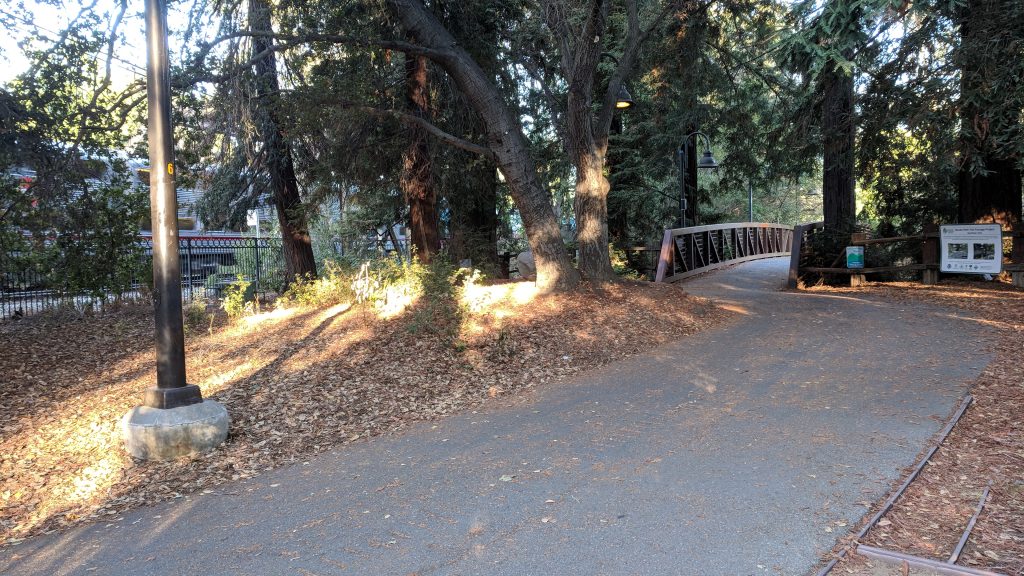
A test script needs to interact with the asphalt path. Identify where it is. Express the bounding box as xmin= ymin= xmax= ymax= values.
xmin=0 ymin=258 xmax=992 ymax=576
